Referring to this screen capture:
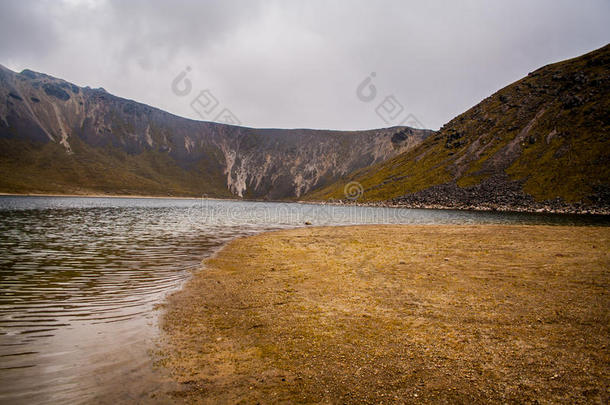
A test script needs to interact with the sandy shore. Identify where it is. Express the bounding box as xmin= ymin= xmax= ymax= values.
xmin=159 ymin=225 xmax=609 ymax=403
